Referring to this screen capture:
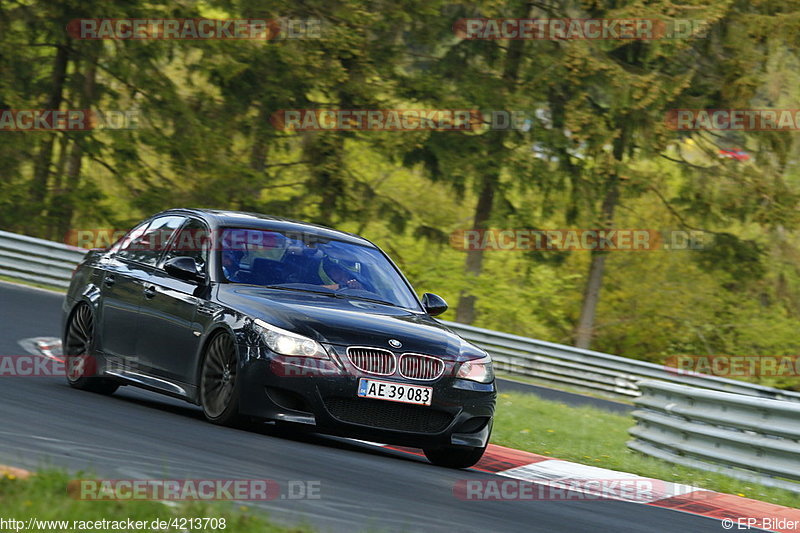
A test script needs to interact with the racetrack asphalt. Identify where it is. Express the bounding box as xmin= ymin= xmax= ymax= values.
xmin=0 ymin=281 xmax=744 ymax=532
